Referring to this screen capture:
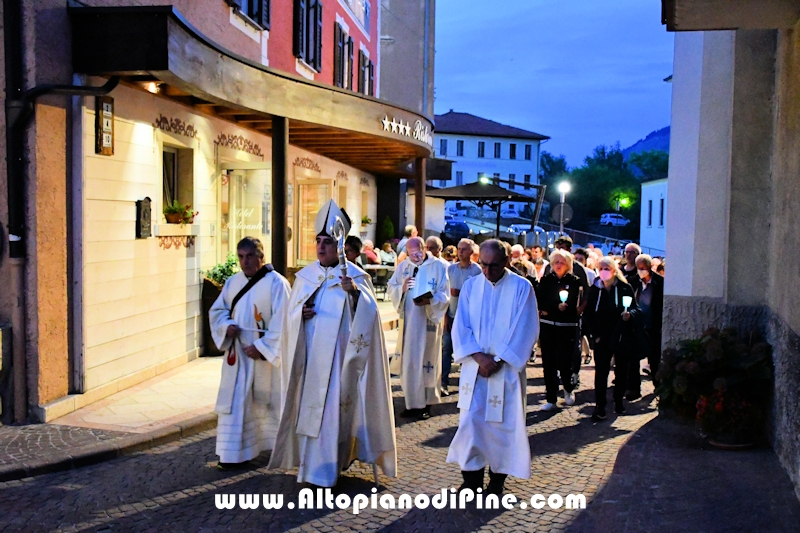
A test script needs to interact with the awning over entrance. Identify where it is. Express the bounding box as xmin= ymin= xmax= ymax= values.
xmin=662 ymin=0 xmax=800 ymax=31
xmin=68 ymin=5 xmax=433 ymax=178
